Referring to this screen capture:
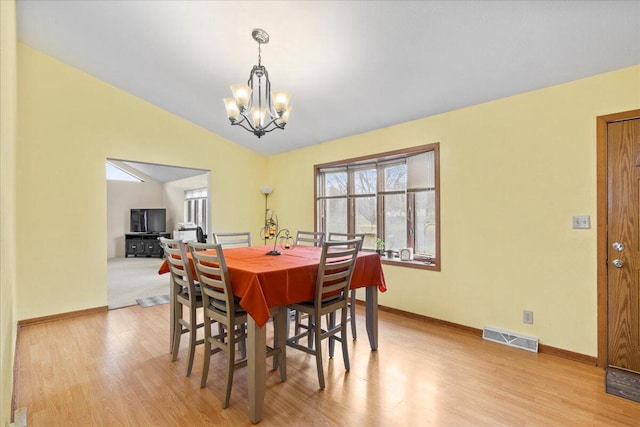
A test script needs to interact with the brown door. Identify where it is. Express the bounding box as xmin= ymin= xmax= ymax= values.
xmin=607 ymin=117 xmax=640 ymax=372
